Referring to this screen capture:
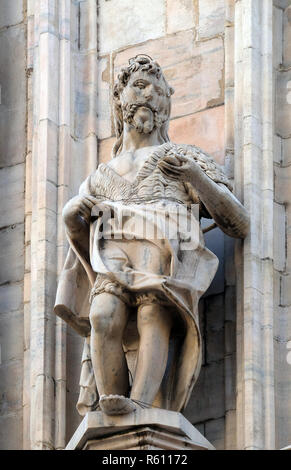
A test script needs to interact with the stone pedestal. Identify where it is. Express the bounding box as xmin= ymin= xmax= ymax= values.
xmin=66 ymin=409 xmax=215 ymax=450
